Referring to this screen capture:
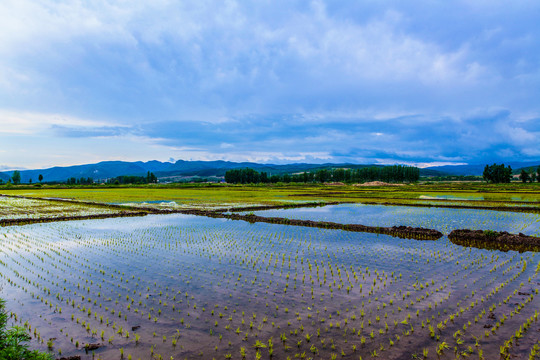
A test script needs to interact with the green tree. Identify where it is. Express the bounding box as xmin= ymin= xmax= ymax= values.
xmin=520 ymin=169 xmax=530 ymax=183
xmin=11 ymin=171 xmax=21 ymax=185
xmin=483 ymin=164 xmax=512 ymax=183
xmin=38 ymin=174 xmax=43 ymax=183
